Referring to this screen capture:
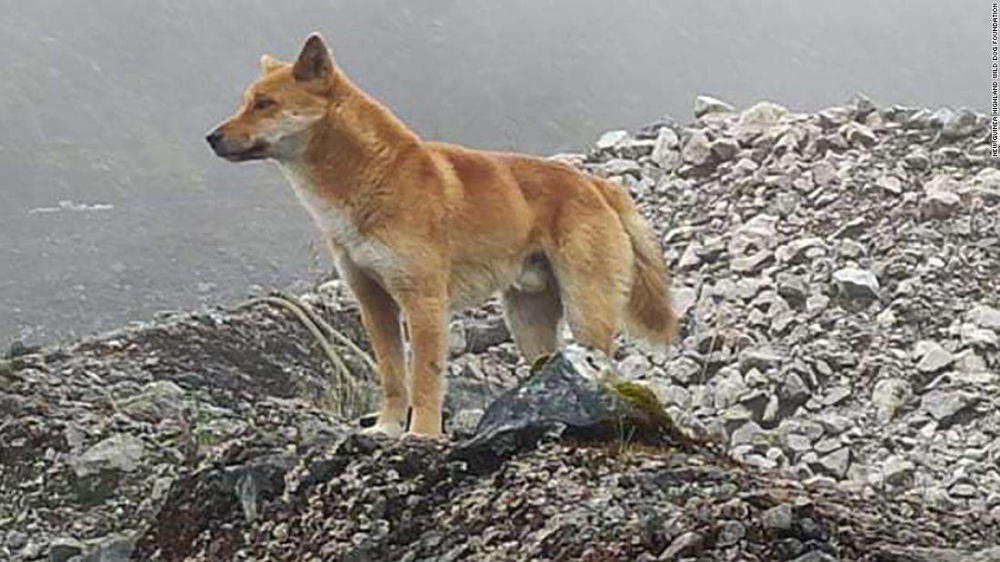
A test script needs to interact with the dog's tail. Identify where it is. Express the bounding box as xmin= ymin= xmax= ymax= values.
xmin=595 ymin=179 xmax=679 ymax=346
